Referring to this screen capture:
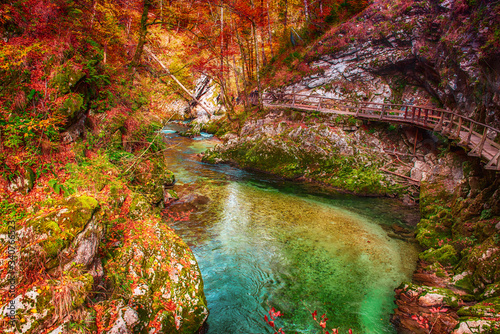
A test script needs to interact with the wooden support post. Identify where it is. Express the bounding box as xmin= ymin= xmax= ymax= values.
xmin=485 ymin=150 xmax=500 ymax=170
xmin=404 ymin=106 xmax=408 ymax=119
xmin=453 ymin=116 xmax=463 ymax=139
xmin=379 ymin=105 xmax=385 ymax=120
xmin=417 ymin=108 xmax=422 ymax=124
xmin=413 ymin=128 xmax=418 ymax=155
xmin=424 ymin=109 xmax=429 ymax=127
xmin=317 ymin=97 xmax=323 ymax=111
xmin=468 ymin=128 xmax=488 ymax=157
xmin=434 ymin=111 xmax=445 ymax=132
xmin=464 ymin=121 xmax=474 ymax=146
xmin=411 ymin=107 xmax=416 ymax=122
xmin=443 ymin=113 xmax=454 ymax=135
xmin=292 ymin=89 xmax=296 ymax=106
